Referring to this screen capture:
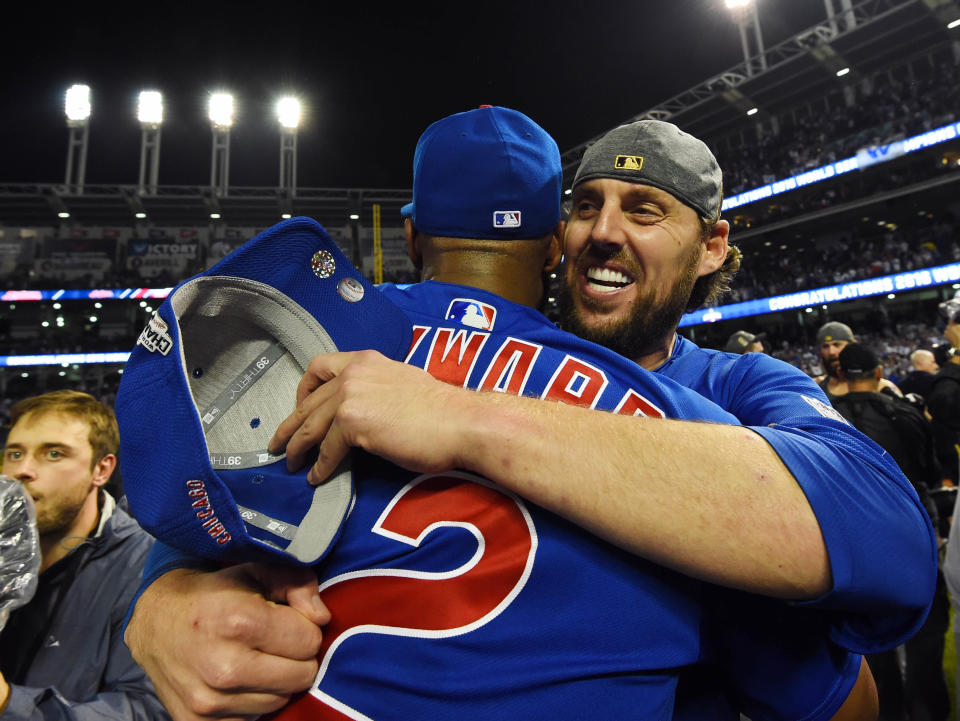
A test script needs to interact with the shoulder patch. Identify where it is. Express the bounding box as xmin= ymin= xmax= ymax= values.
xmin=801 ymin=394 xmax=849 ymax=424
